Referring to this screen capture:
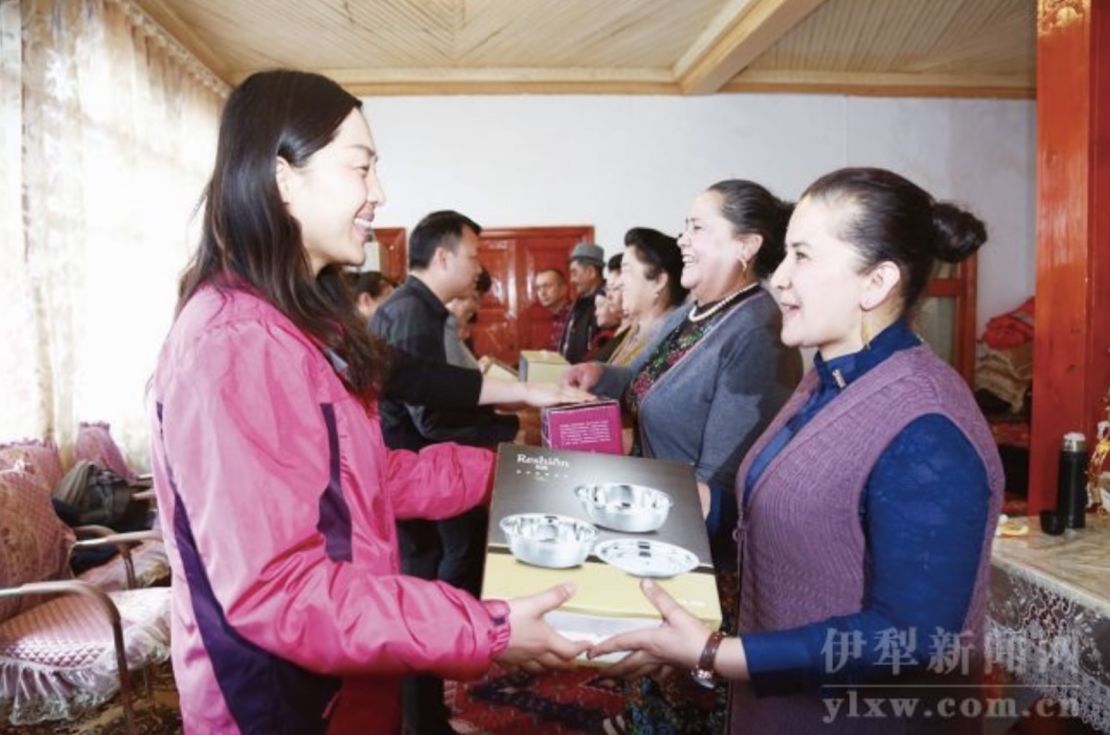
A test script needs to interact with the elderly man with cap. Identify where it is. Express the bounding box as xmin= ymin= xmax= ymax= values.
xmin=559 ymin=241 xmax=606 ymax=363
